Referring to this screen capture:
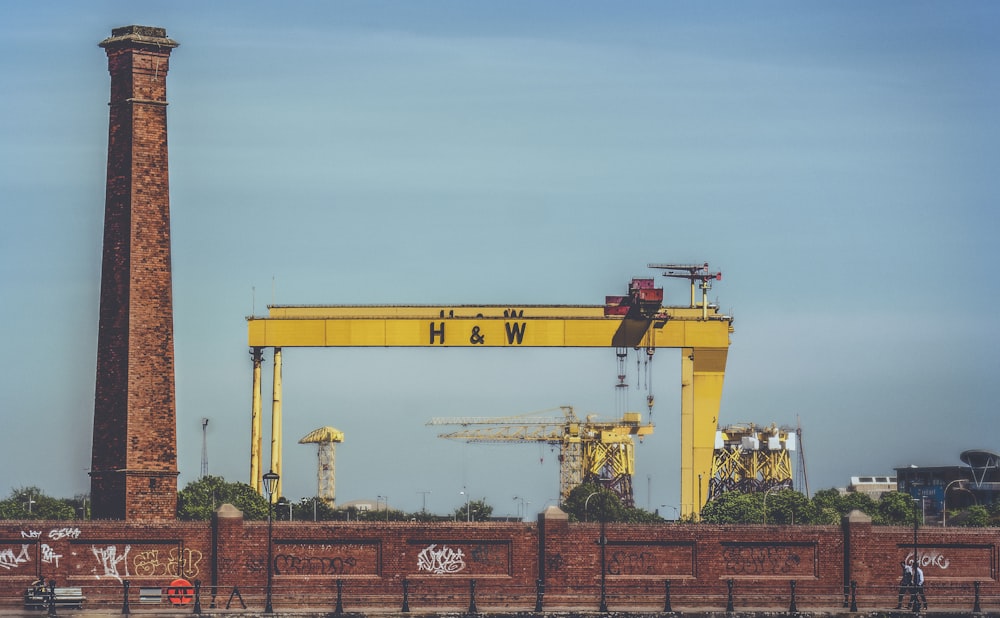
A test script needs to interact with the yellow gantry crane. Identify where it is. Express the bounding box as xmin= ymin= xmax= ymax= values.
xmin=427 ymin=406 xmax=653 ymax=506
xmin=246 ymin=263 xmax=733 ymax=517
